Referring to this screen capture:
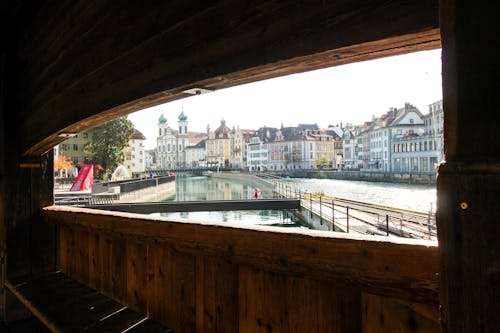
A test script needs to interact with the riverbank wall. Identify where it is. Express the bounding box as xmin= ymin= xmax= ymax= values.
xmin=275 ymin=170 xmax=437 ymax=185
xmin=208 ymin=172 xmax=276 ymax=197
